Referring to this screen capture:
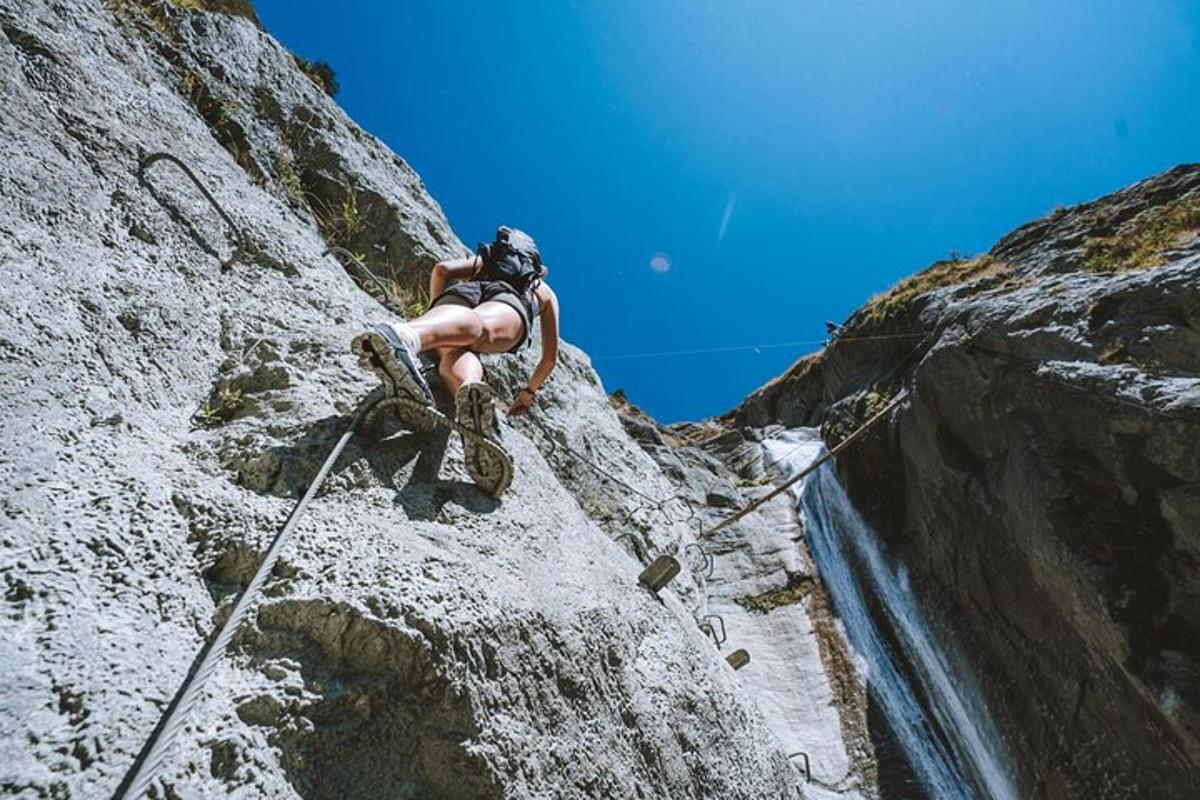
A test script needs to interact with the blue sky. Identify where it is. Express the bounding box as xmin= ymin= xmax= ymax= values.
xmin=256 ymin=1 xmax=1200 ymax=422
